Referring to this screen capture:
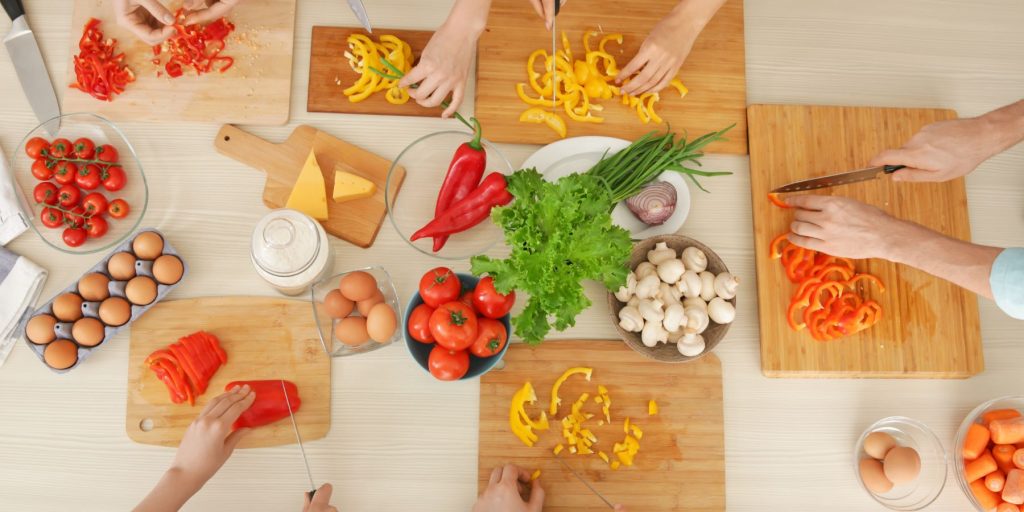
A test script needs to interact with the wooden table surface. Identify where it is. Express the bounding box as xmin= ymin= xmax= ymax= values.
xmin=1 ymin=1 xmax=1022 ymax=511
